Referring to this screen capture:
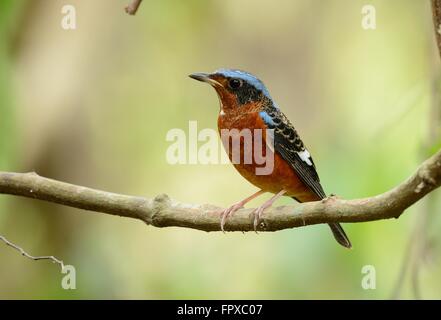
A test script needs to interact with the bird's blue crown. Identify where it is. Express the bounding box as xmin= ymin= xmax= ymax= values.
xmin=215 ymin=69 xmax=273 ymax=101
